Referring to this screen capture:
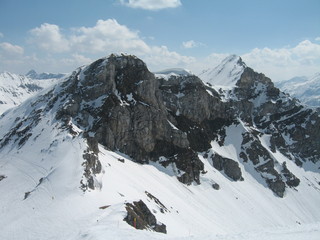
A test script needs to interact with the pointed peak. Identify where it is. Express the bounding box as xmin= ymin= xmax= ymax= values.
xmin=26 ymin=69 xmax=37 ymax=78
xmin=26 ymin=69 xmax=37 ymax=75
xmin=221 ymin=55 xmax=246 ymax=68
xmin=199 ymin=54 xmax=246 ymax=88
